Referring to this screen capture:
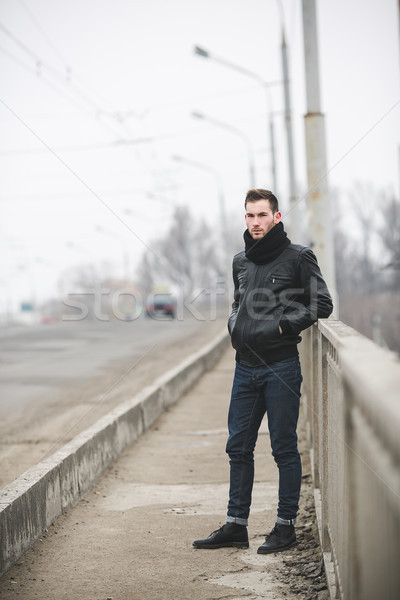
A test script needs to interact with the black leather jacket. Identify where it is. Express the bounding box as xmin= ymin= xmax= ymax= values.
xmin=228 ymin=243 xmax=333 ymax=365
